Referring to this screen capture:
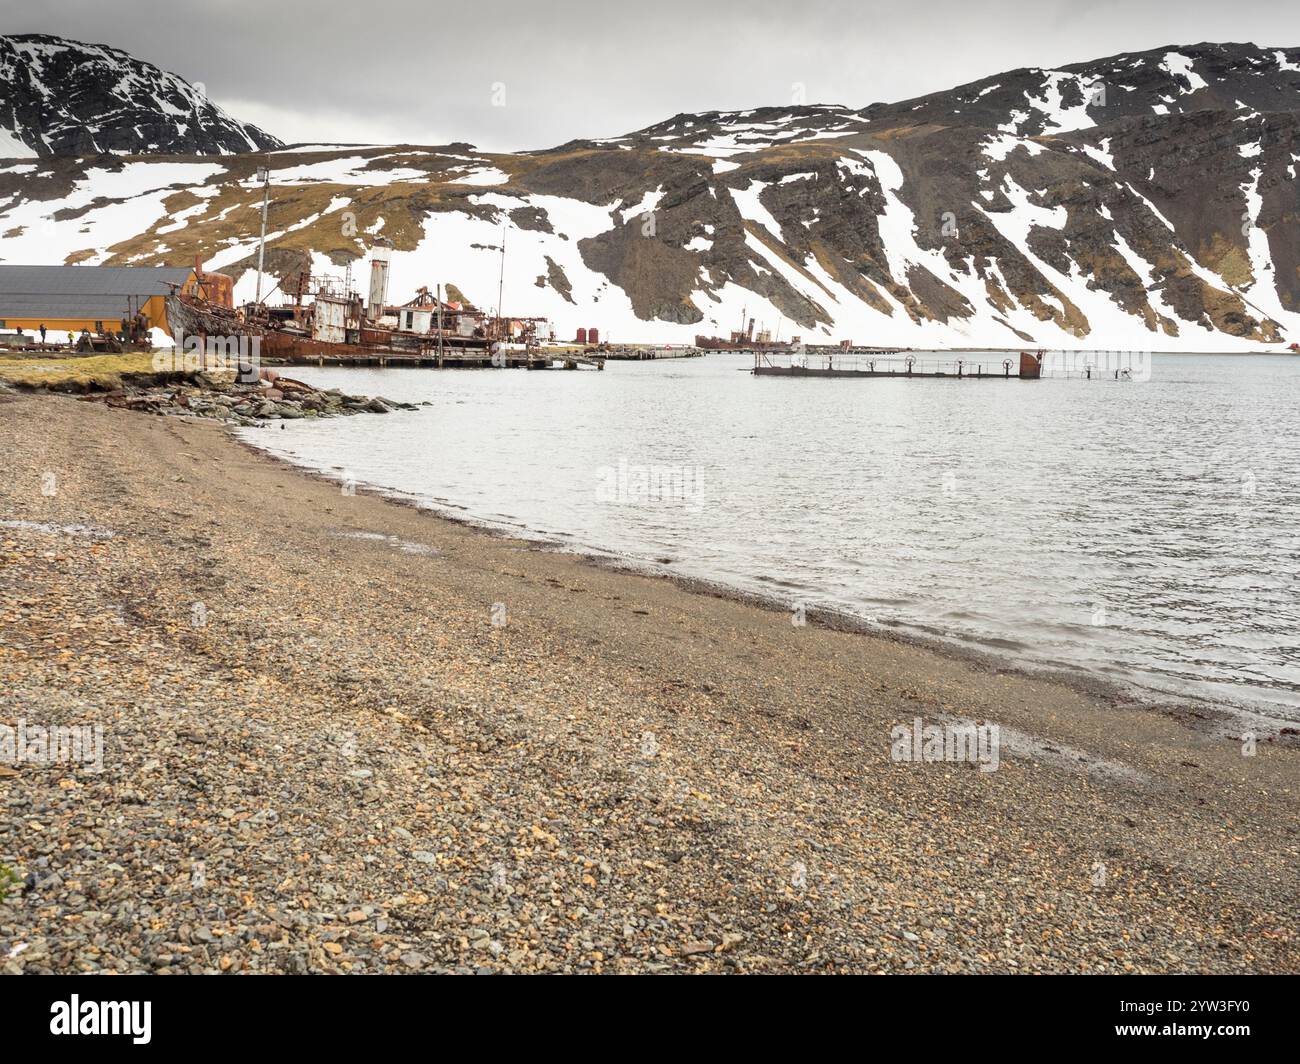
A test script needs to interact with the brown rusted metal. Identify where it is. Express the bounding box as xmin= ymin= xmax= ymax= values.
xmin=165 ymin=238 xmax=565 ymax=369
xmin=1018 ymin=349 xmax=1043 ymax=379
